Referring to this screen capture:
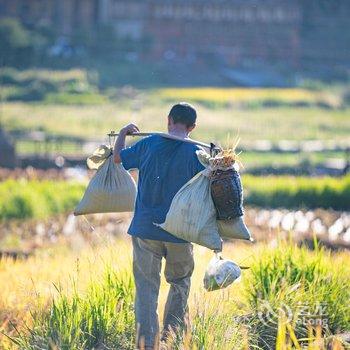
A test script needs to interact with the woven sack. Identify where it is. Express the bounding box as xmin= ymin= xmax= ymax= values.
xmin=197 ymin=150 xmax=252 ymax=241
